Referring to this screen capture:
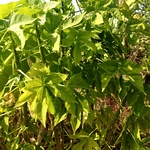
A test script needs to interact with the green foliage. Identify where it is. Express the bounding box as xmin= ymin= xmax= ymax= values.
xmin=0 ymin=0 xmax=150 ymax=149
